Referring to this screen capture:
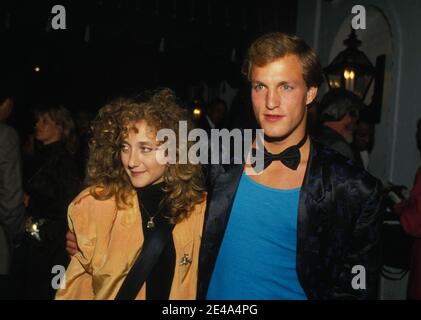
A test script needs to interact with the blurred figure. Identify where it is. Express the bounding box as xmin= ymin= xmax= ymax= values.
xmin=198 ymin=98 xmax=227 ymax=133
xmin=316 ymin=89 xmax=363 ymax=161
xmin=352 ymin=109 xmax=375 ymax=170
xmin=13 ymin=105 xmax=82 ymax=299
xmin=227 ymin=82 xmax=258 ymax=130
xmin=395 ymin=118 xmax=421 ymax=300
xmin=0 ymin=122 xmax=25 ymax=279
xmin=0 ymin=94 xmax=14 ymax=124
